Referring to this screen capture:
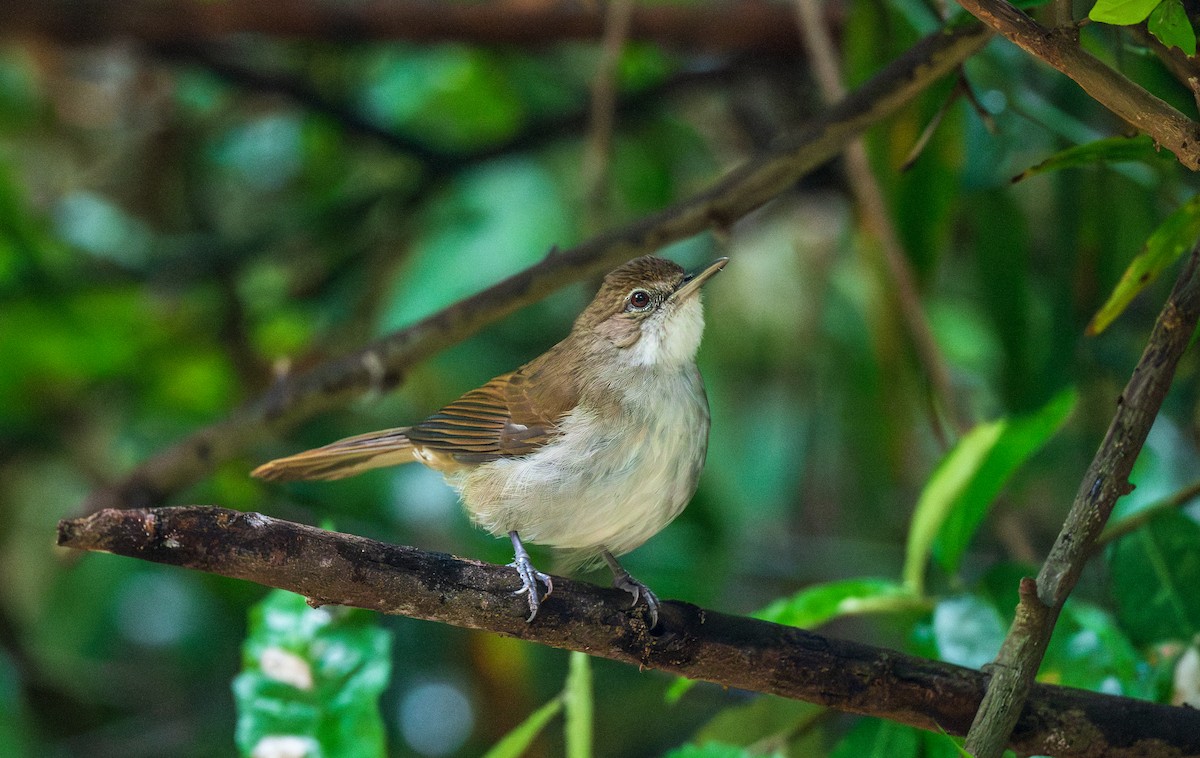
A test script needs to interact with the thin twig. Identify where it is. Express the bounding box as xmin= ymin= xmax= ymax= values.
xmin=1052 ymin=0 xmax=1073 ymax=28
xmin=792 ymin=0 xmax=971 ymax=440
xmin=1096 ymin=478 xmax=1200 ymax=547
xmin=954 ymin=0 xmax=1200 ymax=170
xmin=901 ymin=78 xmax=963 ymax=171
xmin=583 ymin=0 xmax=635 ymax=226
xmin=56 ymin=505 xmax=1200 ymax=758
xmin=964 ymin=247 xmax=1200 ymax=758
xmin=81 ymin=21 xmax=994 ymax=515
